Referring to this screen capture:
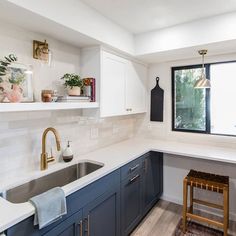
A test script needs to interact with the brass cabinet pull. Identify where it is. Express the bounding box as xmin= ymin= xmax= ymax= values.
xmin=129 ymin=174 xmax=140 ymax=183
xmin=129 ymin=164 xmax=139 ymax=173
xmin=79 ymin=220 xmax=83 ymax=236
xmin=75 ymin=220 xmax=83 ymax=236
